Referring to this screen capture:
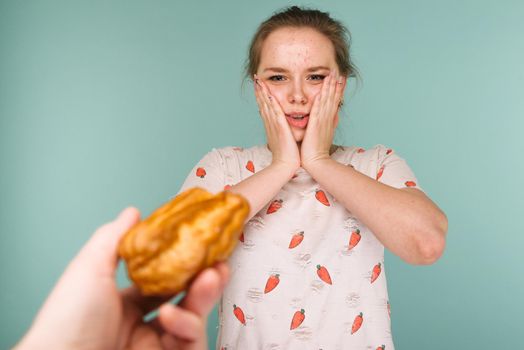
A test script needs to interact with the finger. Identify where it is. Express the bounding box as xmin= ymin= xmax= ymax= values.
xmin=334 ymin=76 xmax=346 ymax=110
xmin=160 ymin=333 xmax=181 ymax=349
xmin=323 ymin=71 xmax=341 ymax=122
xmin=314 ymin=72 xmax=331 ymax=122
xmin=254 ymin=77 xmax=273 ymax=123
xmin=213 ymin=262 xmax=231 ymax=290
xmin=254 ymin=82 xmax=278 ymax=142
xmin=121 ymin=285 xmax=174 ymax=315
xmin=253 ymin=75 xmax=264 ymax=110
xmin=157 ymin=303 xmax=203 ymax=341
xmin=319 ymin=70 xmax=333 ymax=105
xmin=323 ymin=70 xmax=337 ymax=115
xmin=329 ymin=75 xmax=345 ymax=119
xmin=309 ymin=93 xmax=321 ymax=122
xmin=266 ymin=91 xmax=286 ymax=122
xmin=179 ymin=267 xmax=225 ymax=317
xmin=255 ymin=76 xmax=293 ymax=143
xmin=126 ymin=322 xmax=163 ymax=349
xmin=258 ymin=80 xmax=289 ymax=131
xmin=91 ymin=207 xmax=141 ymax=258
xmin=77 ymin=207 xmax=141 ymax=277
xmin=257 ymin=79 xmax=279 ymax=119
xmin=254 ymin=78 xmax=271 ymax=126
xmin=327 ymin=71 xmax=338 ymax=107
